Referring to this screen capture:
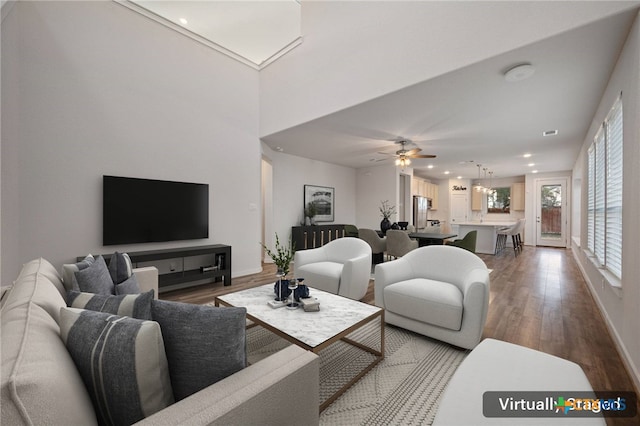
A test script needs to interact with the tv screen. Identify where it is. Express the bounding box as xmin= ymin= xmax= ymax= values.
xmin=103 ymin=176 xmax=209 ymax=245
